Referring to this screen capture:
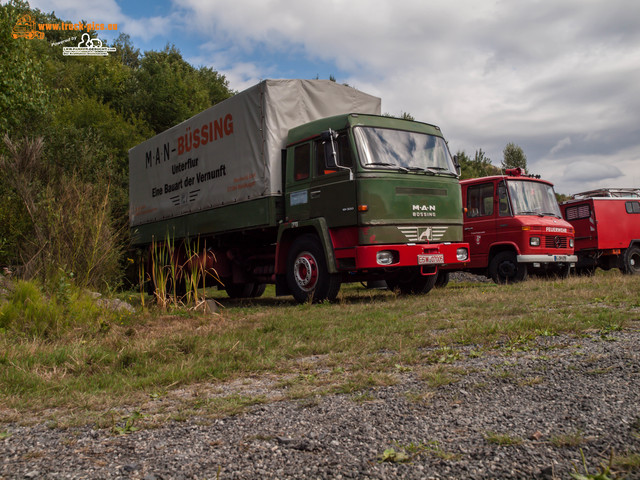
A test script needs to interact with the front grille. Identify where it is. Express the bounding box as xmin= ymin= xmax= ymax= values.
xmin=544 ymin=235 xmax=568 ymax=249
